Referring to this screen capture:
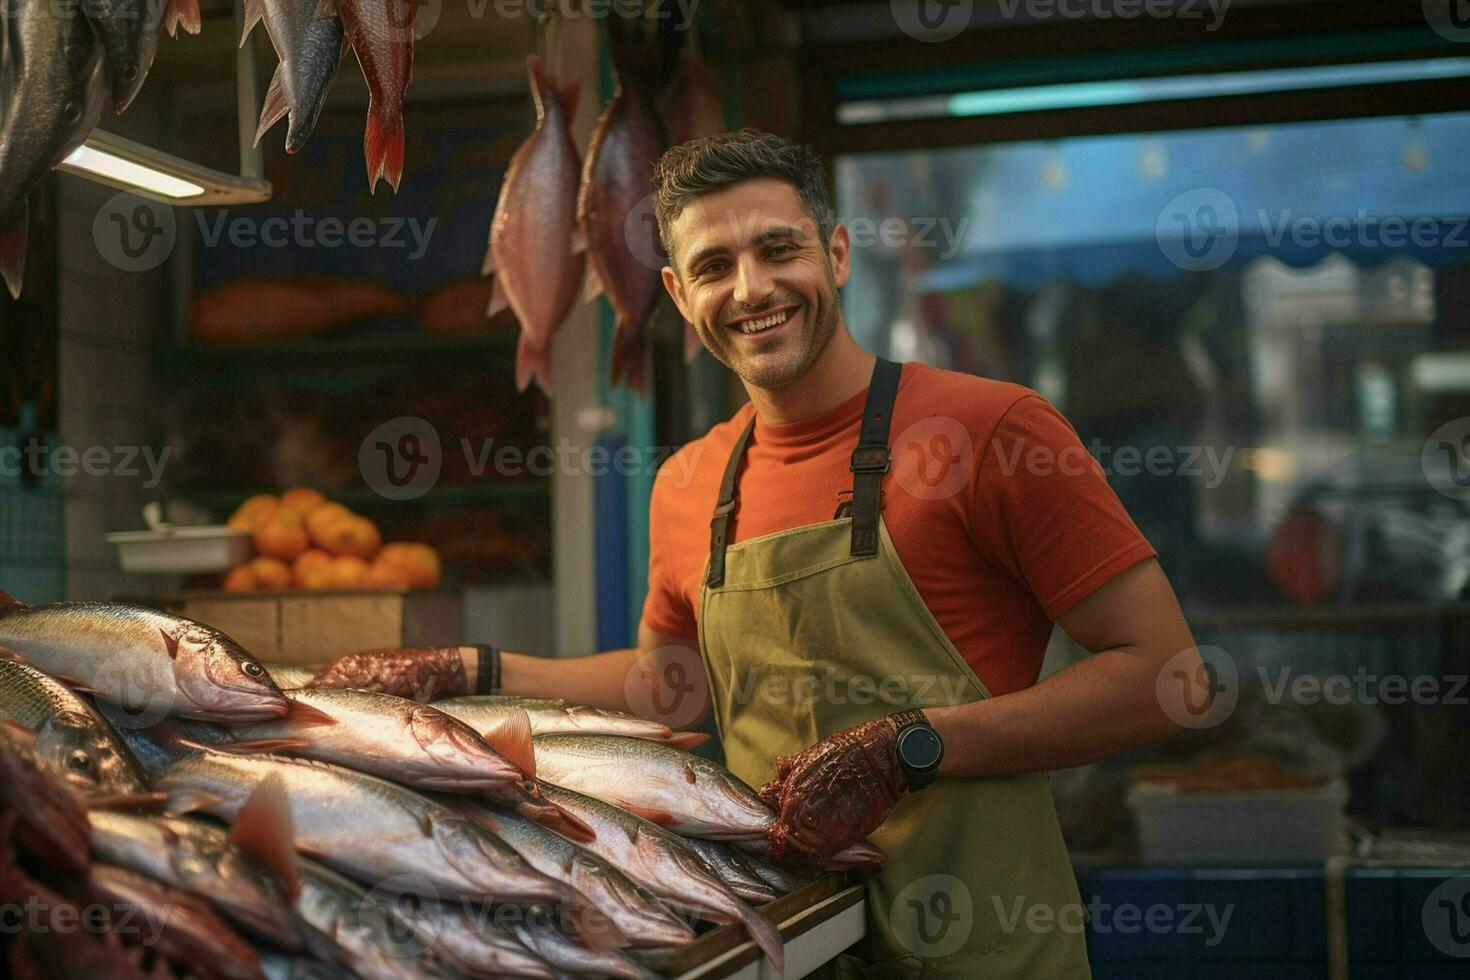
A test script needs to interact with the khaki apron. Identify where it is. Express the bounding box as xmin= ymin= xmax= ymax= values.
xmin=697 ymin=358 xmax=1092 ymax=979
